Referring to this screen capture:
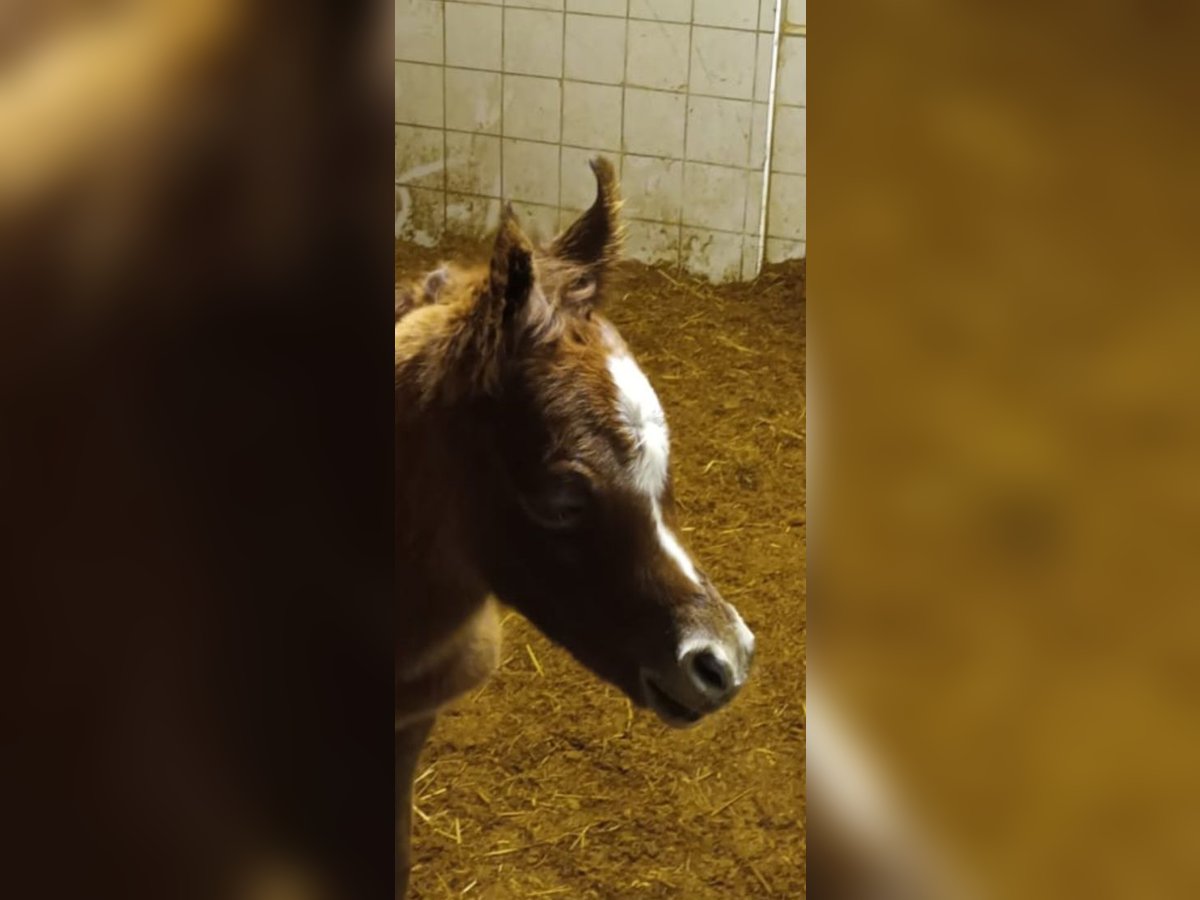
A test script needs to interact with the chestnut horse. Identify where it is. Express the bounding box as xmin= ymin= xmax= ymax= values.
xmin=395 ymin=158 xmax=756 ymax=896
